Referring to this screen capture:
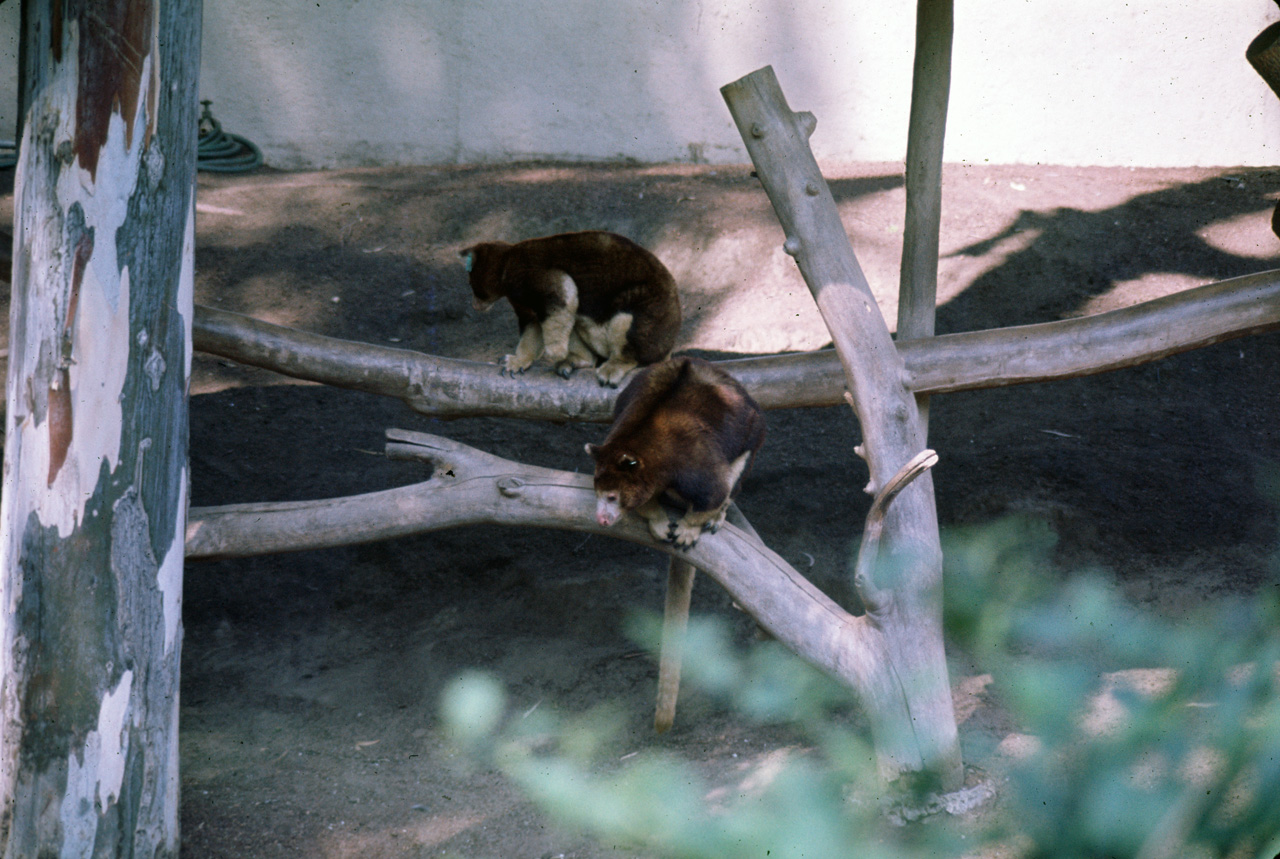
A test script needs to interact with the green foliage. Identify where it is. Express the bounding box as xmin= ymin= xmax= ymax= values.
xmin=944 ymin=518 xmax=1280 ymax=859
xmin=441 ymin=517 xmax=1280 ymax=859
